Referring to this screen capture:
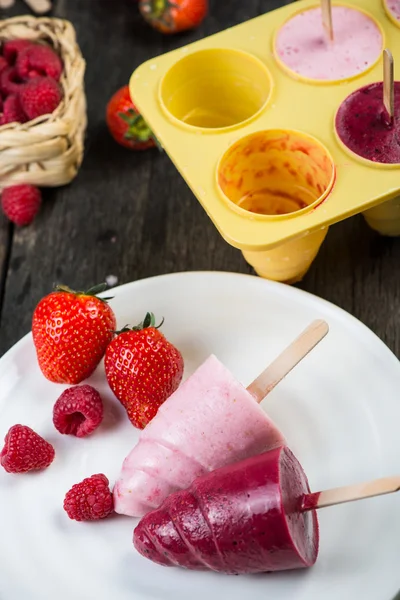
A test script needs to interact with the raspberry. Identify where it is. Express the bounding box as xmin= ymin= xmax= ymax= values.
xmin=0 ymin=425 xmax=55 ymax=473
xmin=16 ymin=44 xmax=63 ymax=81
xmin=1 ymin=94 xmax=28 ymax=125
xmin=0 ymin=56 xmax=8 ymax=73
xmin=0 ymin=67 xmax=25 ymax=96
xmin=1 ymin=184 xmax=42 ymax=226
xmin=53 ymin=385 xmax=104 ymax=438
xmin=3 ymin=39 xmax=33 ymax=65
xmin=19 ymin=76 xmax=62 ymax=120
xmin=63 ymin=474 xmax=114 ymax=521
